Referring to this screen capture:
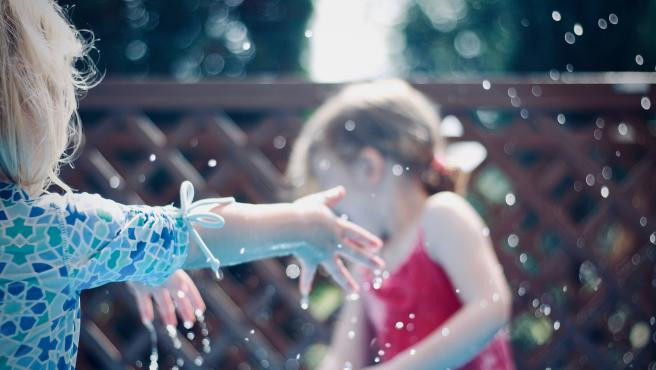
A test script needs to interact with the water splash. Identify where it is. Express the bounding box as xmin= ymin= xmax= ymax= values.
xmin=300 ymin=295 xmax=309 ymax=310
xmin=144 ymin=321 xmax=159 ymax=370
xmin=196 ymin=309 xmax=212 ymax=354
